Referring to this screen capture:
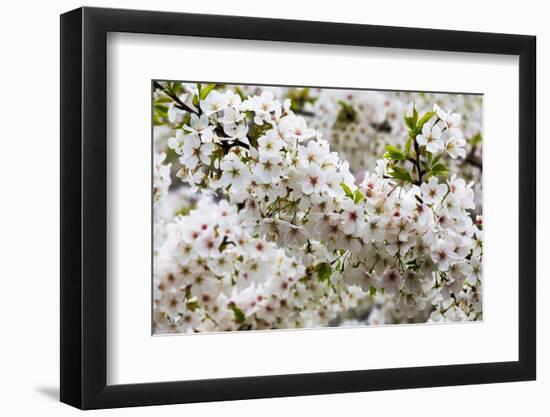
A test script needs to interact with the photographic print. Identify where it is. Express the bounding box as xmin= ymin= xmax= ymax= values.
xmin=152 ymin=81 xmax=483 ymax=335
